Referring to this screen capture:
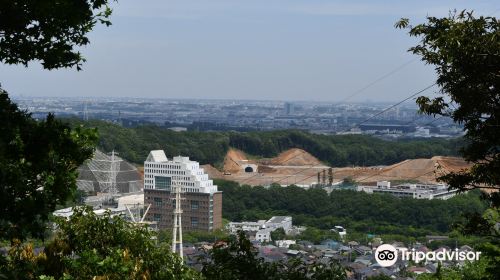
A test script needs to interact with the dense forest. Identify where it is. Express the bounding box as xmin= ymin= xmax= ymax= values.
xmin=216 ymin=179 xmax=488 ymax=239
xmin=64 ymin=118 xmax=463 ymax=167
